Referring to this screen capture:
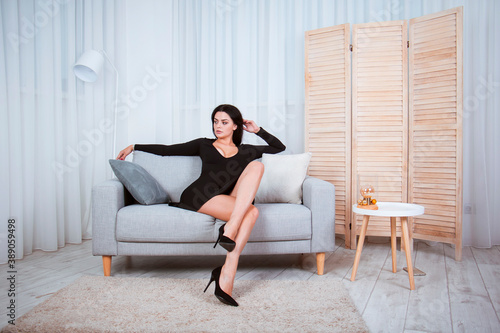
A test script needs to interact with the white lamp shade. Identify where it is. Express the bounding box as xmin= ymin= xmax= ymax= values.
xmin=73 ymin=50 xmax=104 ymax=82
